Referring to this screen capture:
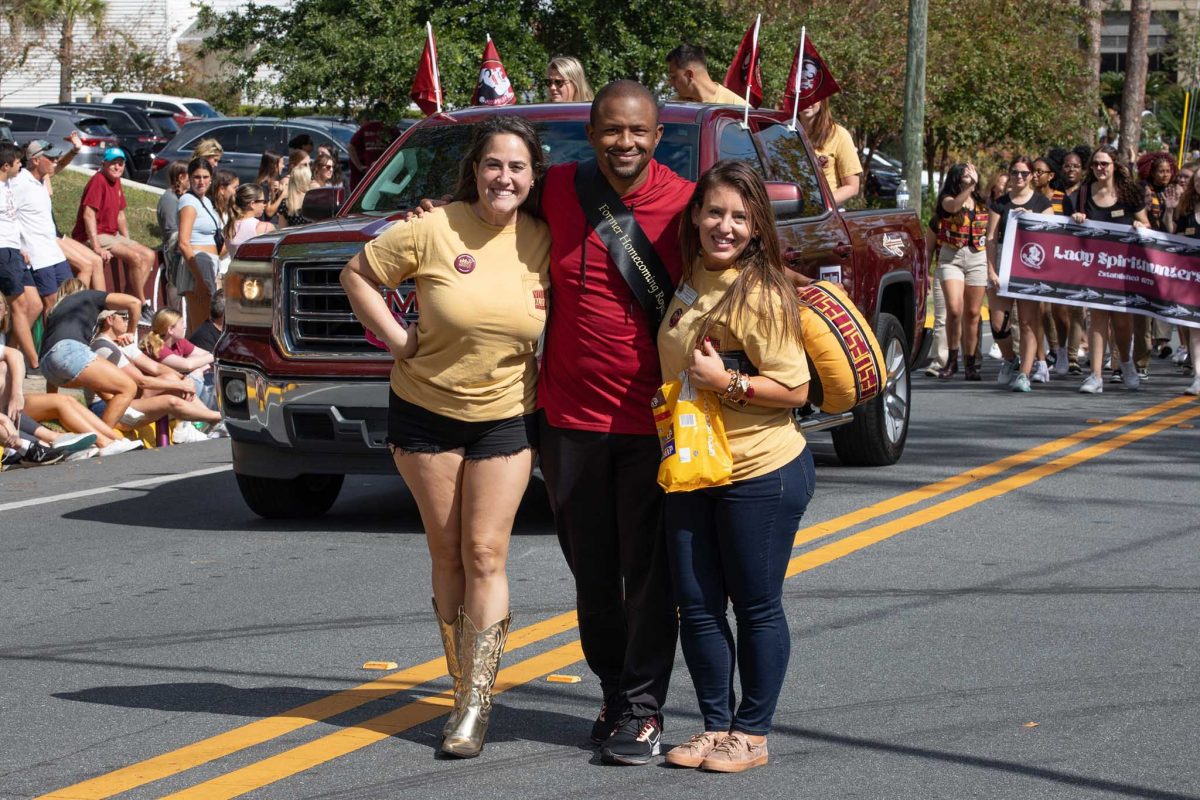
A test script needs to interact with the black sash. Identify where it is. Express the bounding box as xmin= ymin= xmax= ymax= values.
xmin=573 ymin=160 xmax=675 ymax=331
